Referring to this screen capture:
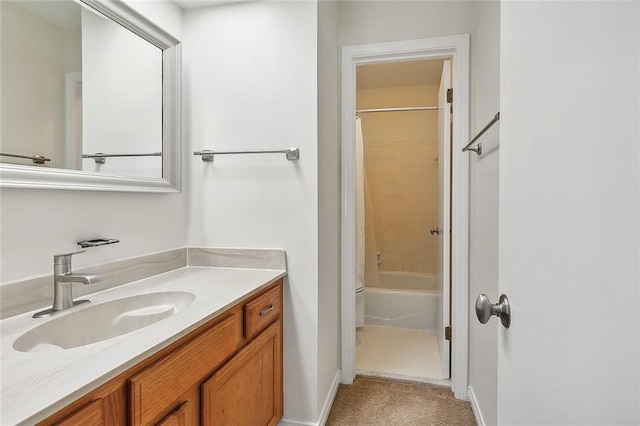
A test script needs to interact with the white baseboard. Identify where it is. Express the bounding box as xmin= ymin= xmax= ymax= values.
xmin=279 ymin=370 xmax=342 ymax=426
xmin=318 ymin=370 xmax=341 ymax=426
xmin=468 ymin=385 xmax=486 ymax=426
xmin=278 ymin=417 xmax=318 ymax=426
xmin=279 ymin=419 xmax=317 ymax=426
